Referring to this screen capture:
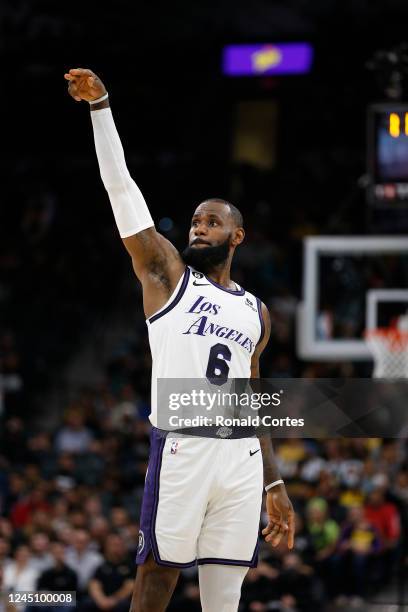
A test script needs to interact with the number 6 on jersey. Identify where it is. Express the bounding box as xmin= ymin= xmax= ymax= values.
xmin=206 ymin=342 xmax=231 ymax=384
